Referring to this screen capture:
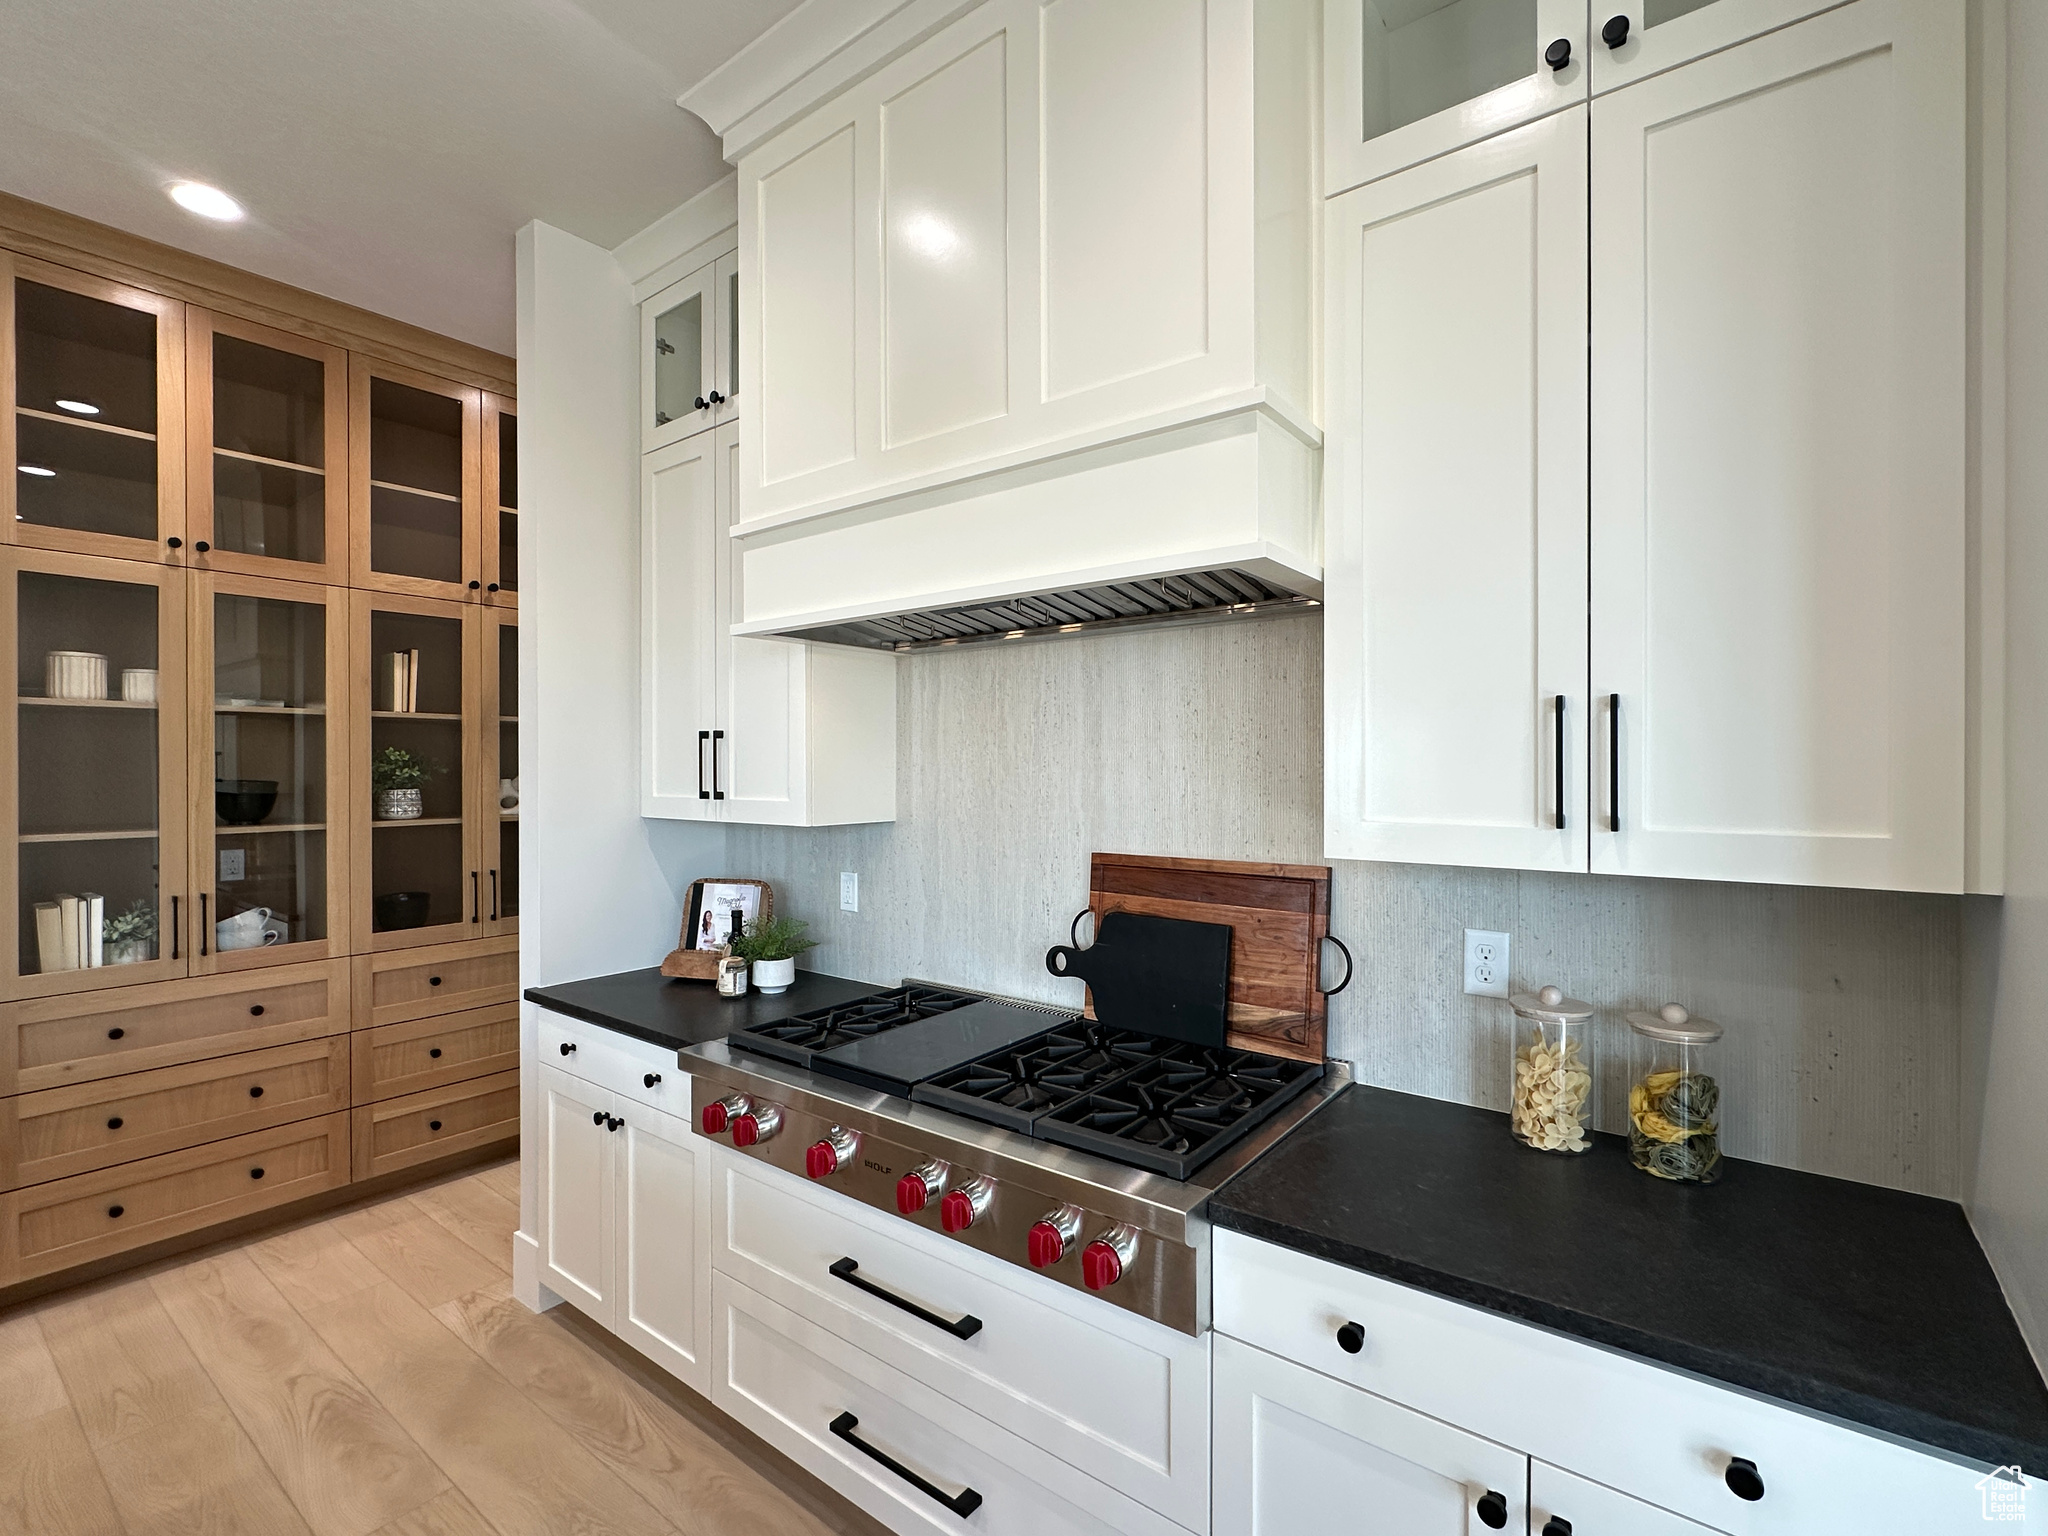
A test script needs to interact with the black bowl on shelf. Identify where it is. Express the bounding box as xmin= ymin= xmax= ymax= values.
xmin=215 ymin=779 xmax=279 ymax=826
xmin=374 ymin=890 xmax=432 ymax=931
